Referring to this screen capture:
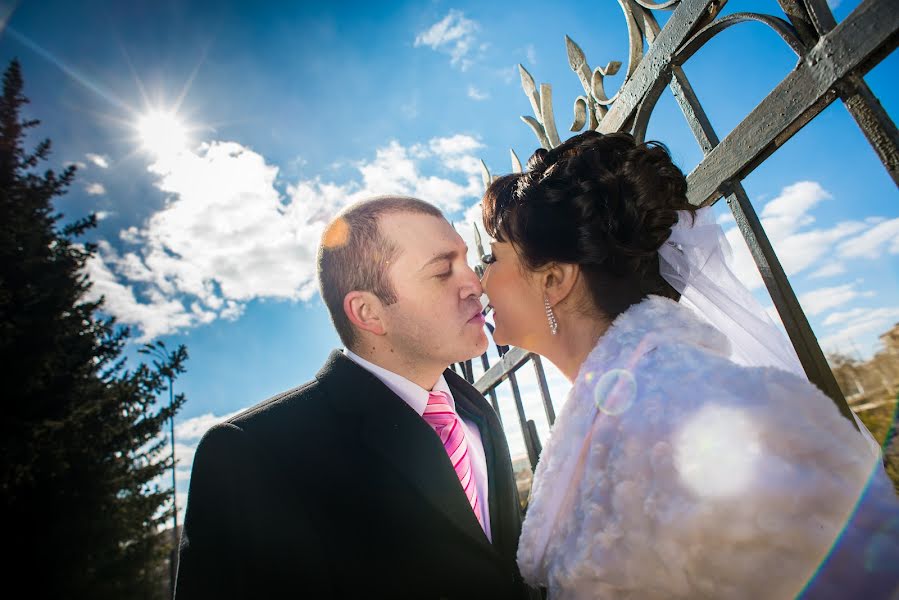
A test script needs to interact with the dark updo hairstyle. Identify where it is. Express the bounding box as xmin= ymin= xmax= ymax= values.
xmin=482 ymin=130 xmax=697 ymax=320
